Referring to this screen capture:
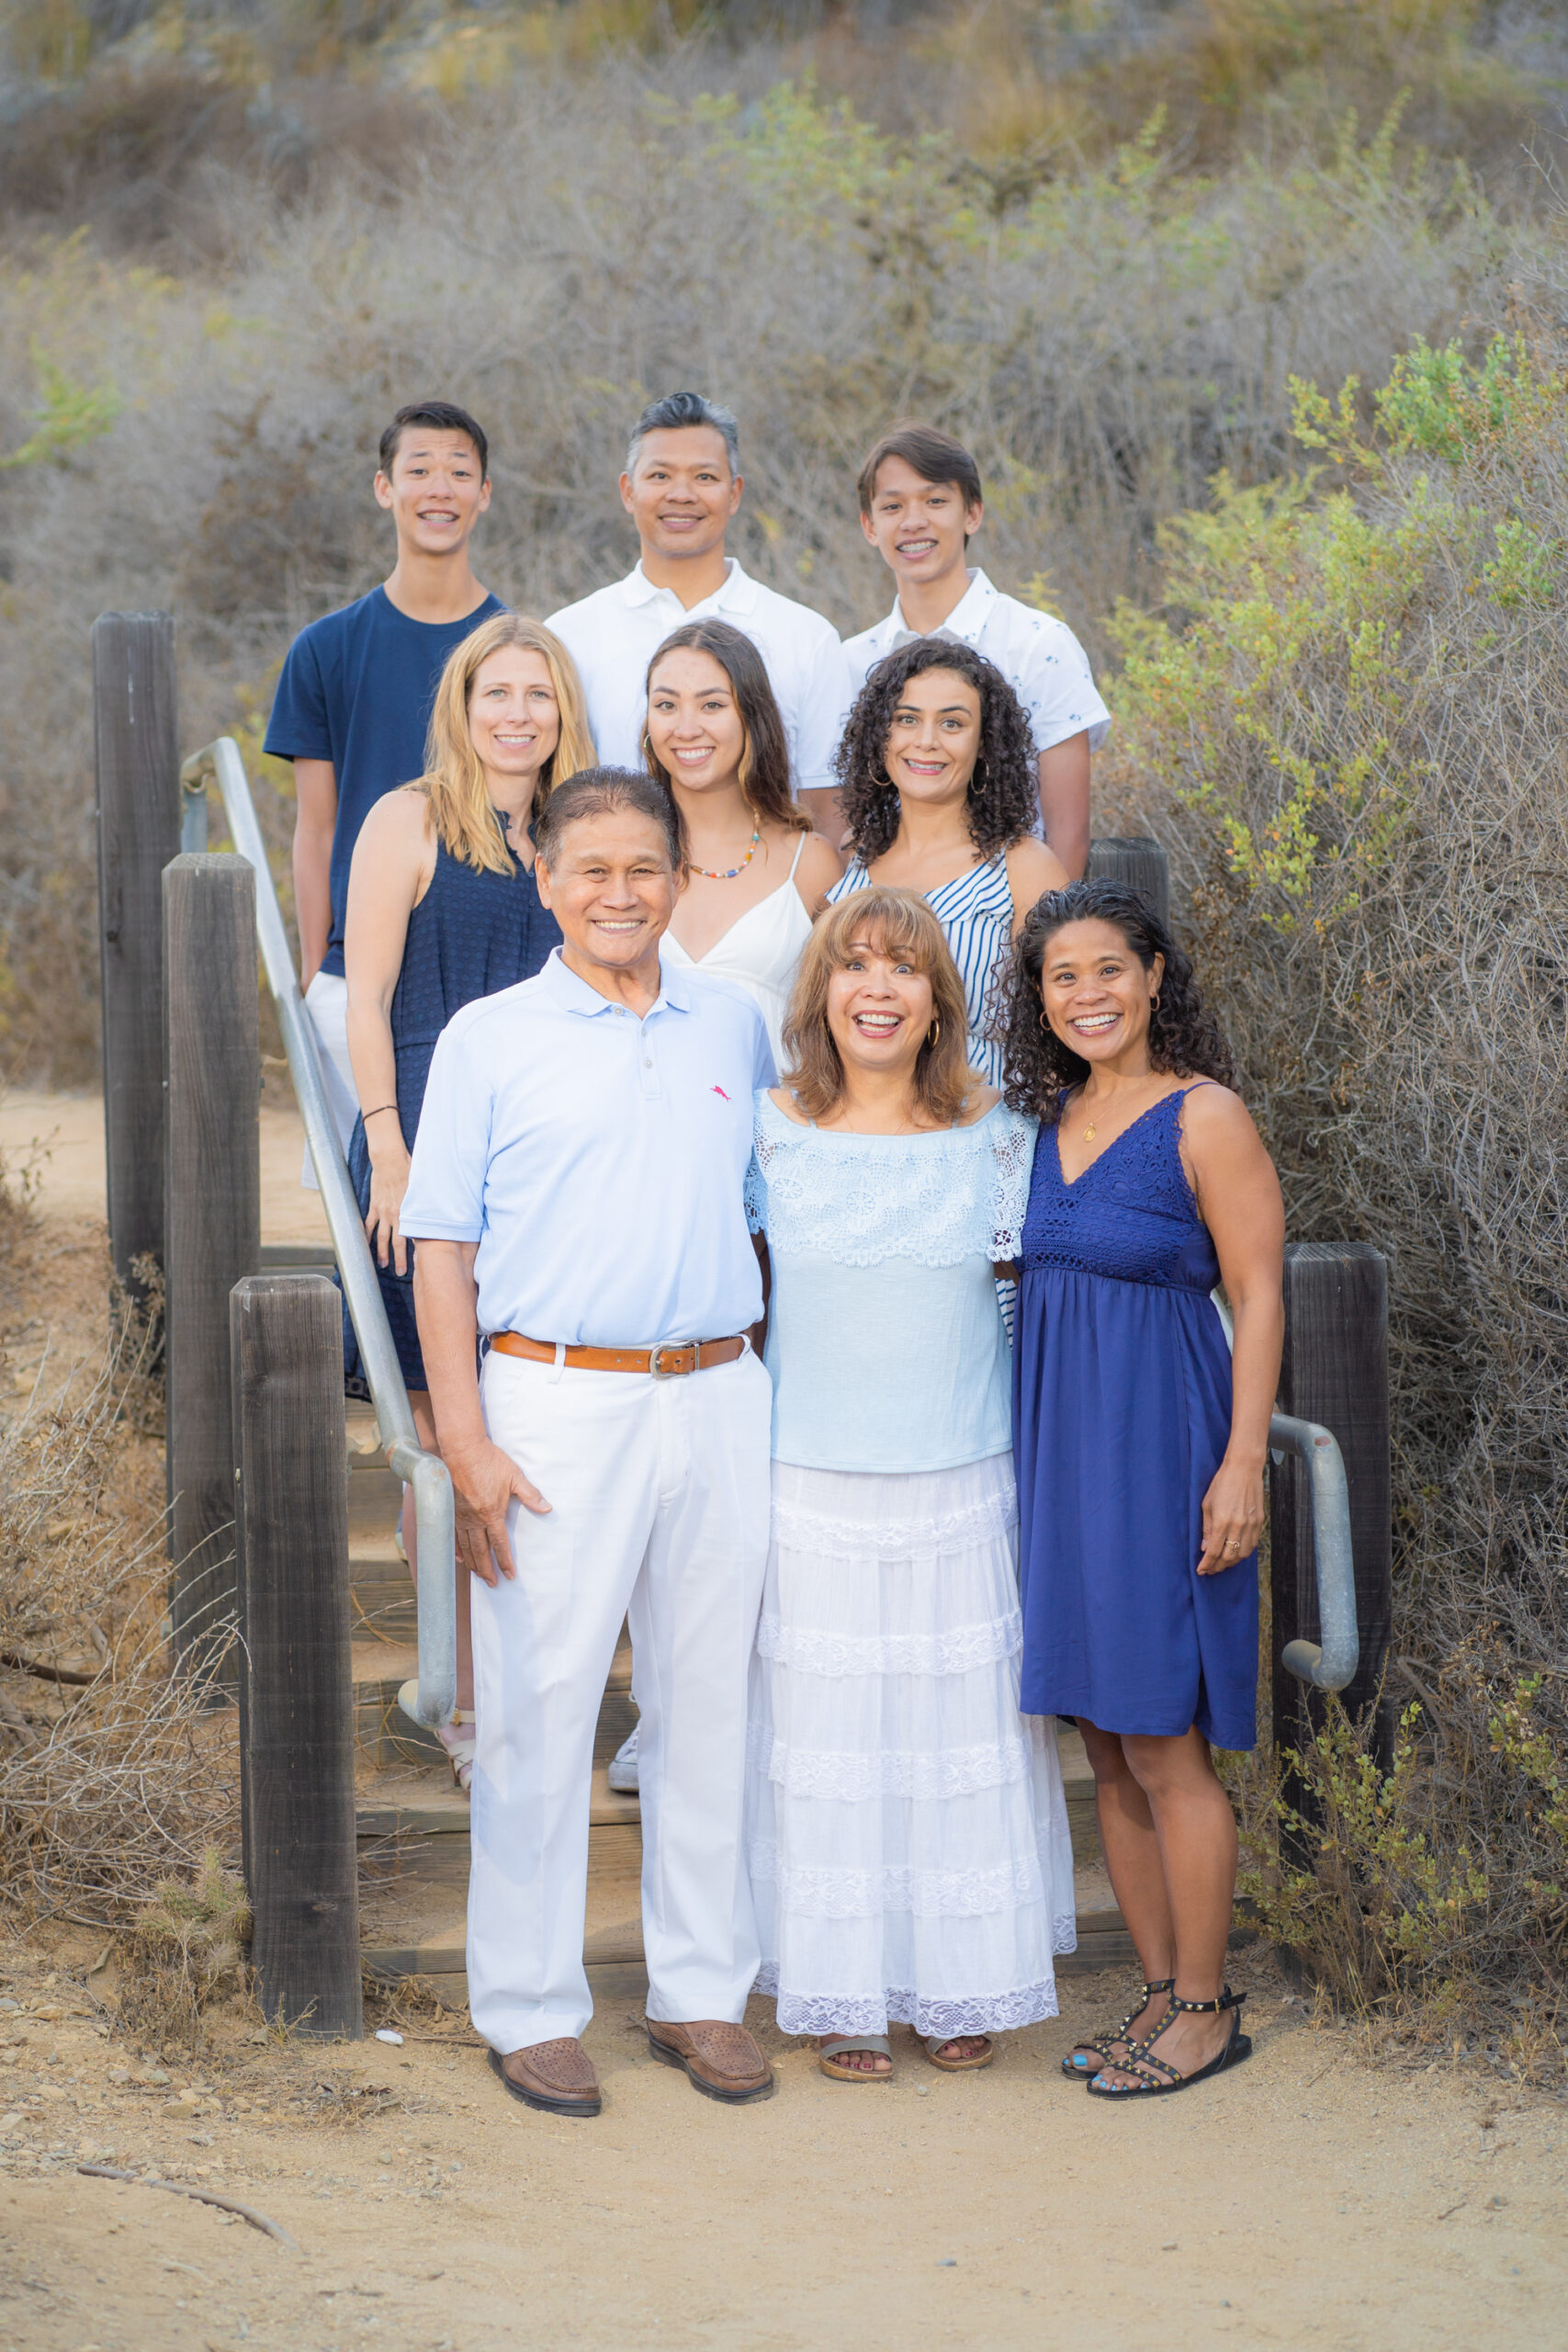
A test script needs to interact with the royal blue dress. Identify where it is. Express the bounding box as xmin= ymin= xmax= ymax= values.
xmin=1011 ymin=1085 xmax=1258 ymax=1751
xmin=344 ymin=832 xmax=560 ymax=1393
